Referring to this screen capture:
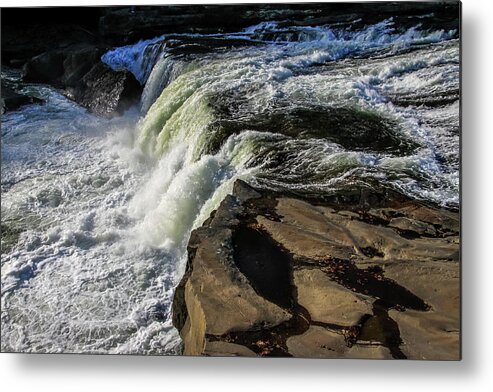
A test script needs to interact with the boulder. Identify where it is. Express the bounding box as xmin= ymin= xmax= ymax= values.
xmin=172 ymin=193 xmax=291 ymax=356
xmin=22 ymin=44 xmax=103 ymax=88
xmin=21 ymin=43 xmax=141 ymax=117
xmin=61 ymin=45 xmax=104 ymax=88
xmin=68 ymin=61 xmax=142 ymax=117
